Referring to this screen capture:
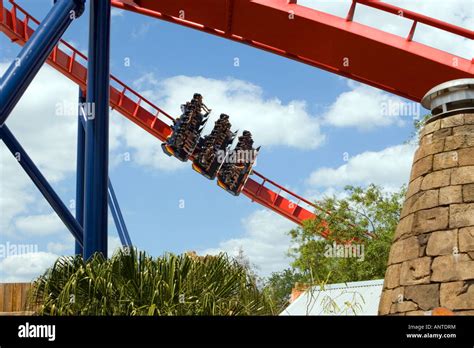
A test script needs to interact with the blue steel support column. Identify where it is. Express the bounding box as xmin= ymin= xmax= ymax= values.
xmin=0 ymin=0 xmax=85 ymax=124
xmin=75 ymin=89 xmax=86 ymax=255
xmin=108 ymin=189 xmax=126 ymax=246
xmin=84 ymin=0 xmax=111 ymax=259
xmin=108 ymin=178 xmax=132 ymax=246
xmin=77 ymin=100 xmax=130 ymax=250
xmin=77 ymin=104 xmax=128 ymax=249
xmin=0 ymin=126 xmax=83 ymax=246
